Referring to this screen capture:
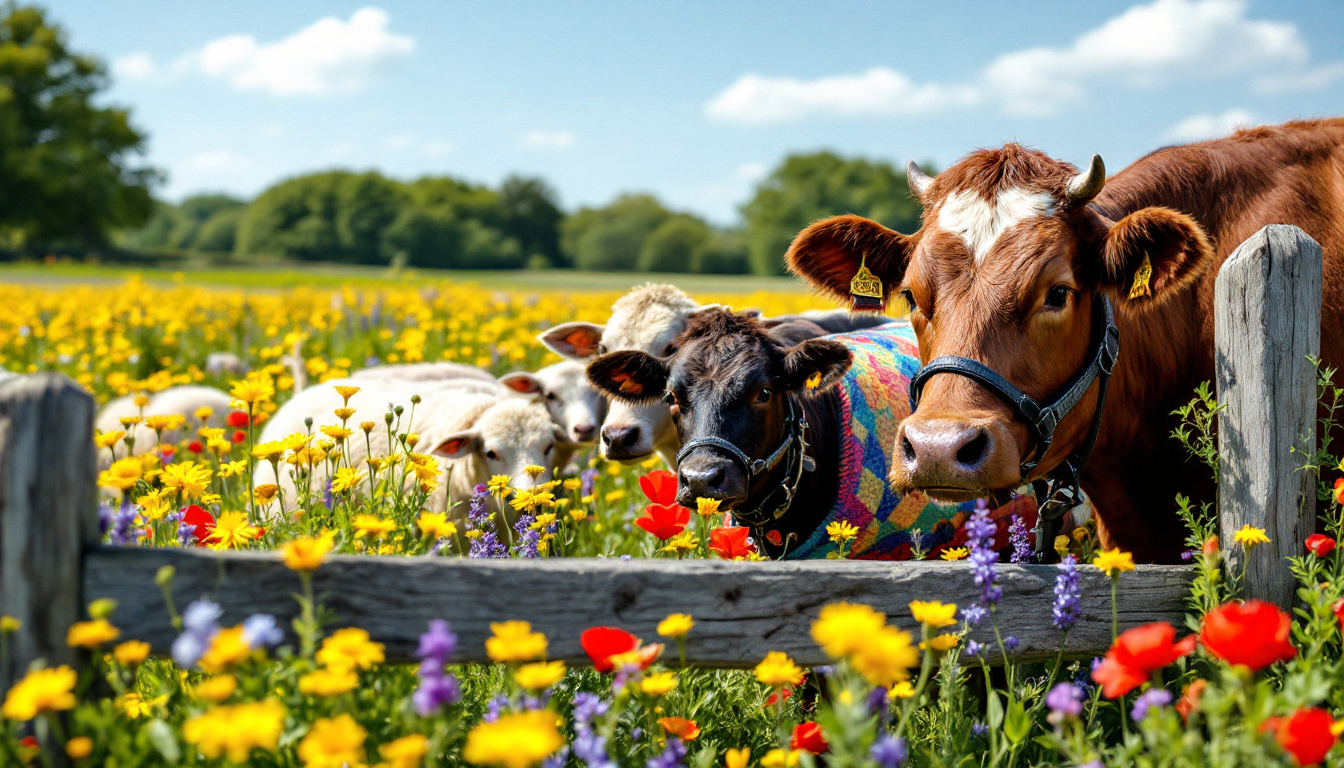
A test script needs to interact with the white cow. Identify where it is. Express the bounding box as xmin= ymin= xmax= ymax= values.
xmin=539 ymin=284 xmax=891 ymax=468
xmin=255 ymin=378 xmax=562 ymax=522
